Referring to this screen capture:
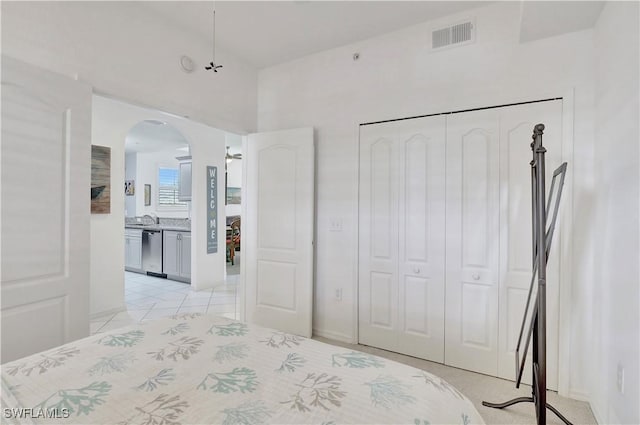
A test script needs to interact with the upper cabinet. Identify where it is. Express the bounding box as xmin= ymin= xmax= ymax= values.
xmin=178 ymin=159 xmax=192 ymax=201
